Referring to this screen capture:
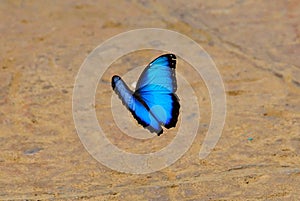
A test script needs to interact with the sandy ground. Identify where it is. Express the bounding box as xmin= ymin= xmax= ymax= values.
xmin=0 ymin=0 xmax=299 ymax=200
